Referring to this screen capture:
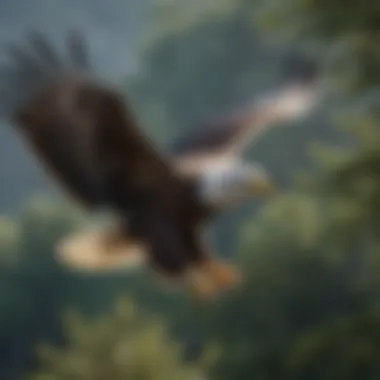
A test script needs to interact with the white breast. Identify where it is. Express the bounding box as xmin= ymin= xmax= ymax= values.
xmin=198 ymin=160 xmax=245 ymax=207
